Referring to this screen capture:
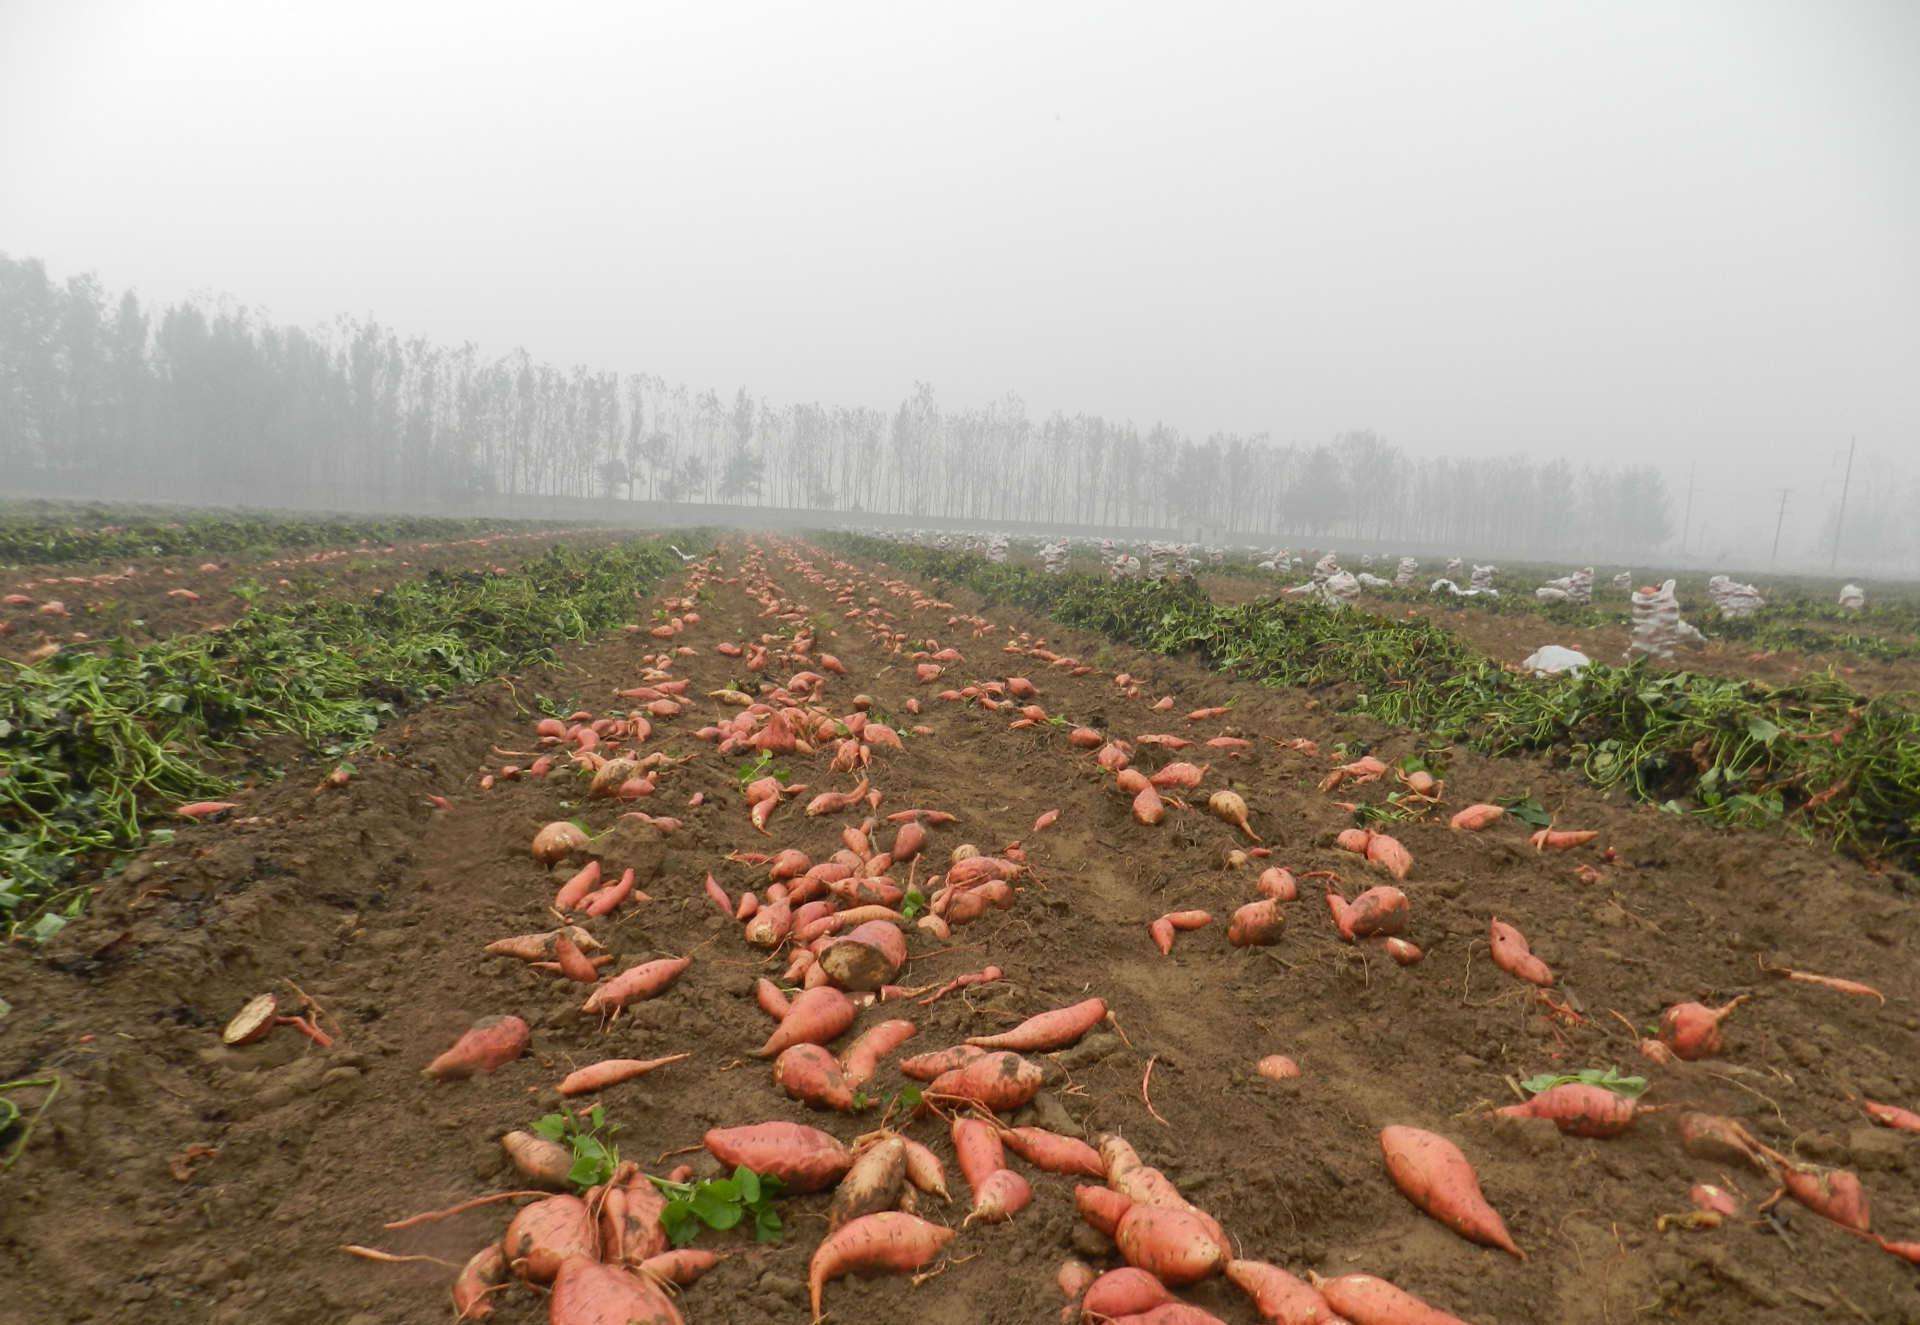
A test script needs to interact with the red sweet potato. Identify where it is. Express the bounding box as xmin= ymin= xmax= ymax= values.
xmin=1379 ymin=1126 xmax=1523 ymax=1258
